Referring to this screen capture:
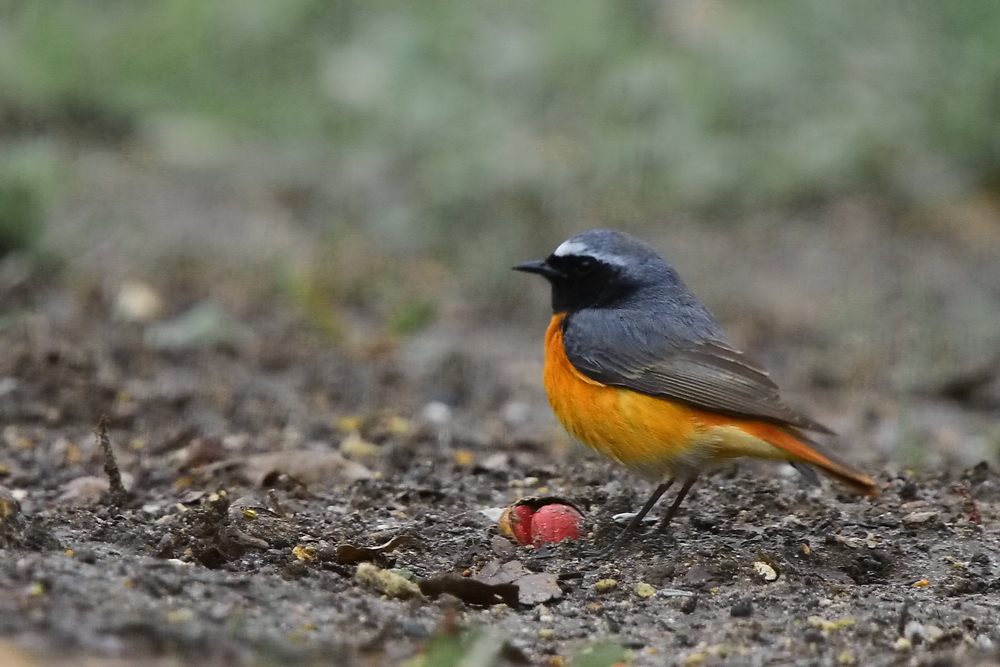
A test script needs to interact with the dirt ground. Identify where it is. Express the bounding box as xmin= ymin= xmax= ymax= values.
xmin=1 ymin=162 xmax=1000 ymax=666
